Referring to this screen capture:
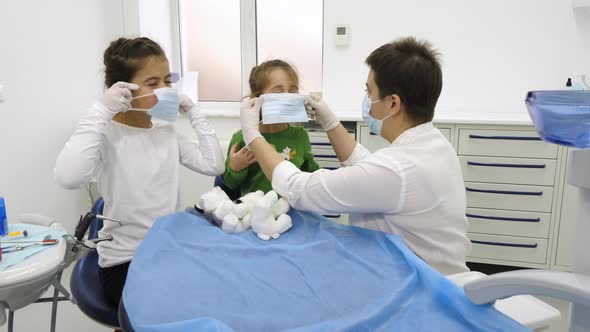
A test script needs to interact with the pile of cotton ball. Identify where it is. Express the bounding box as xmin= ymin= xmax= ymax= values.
xmin=196 ymin=187 xmax=292 ymax=240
